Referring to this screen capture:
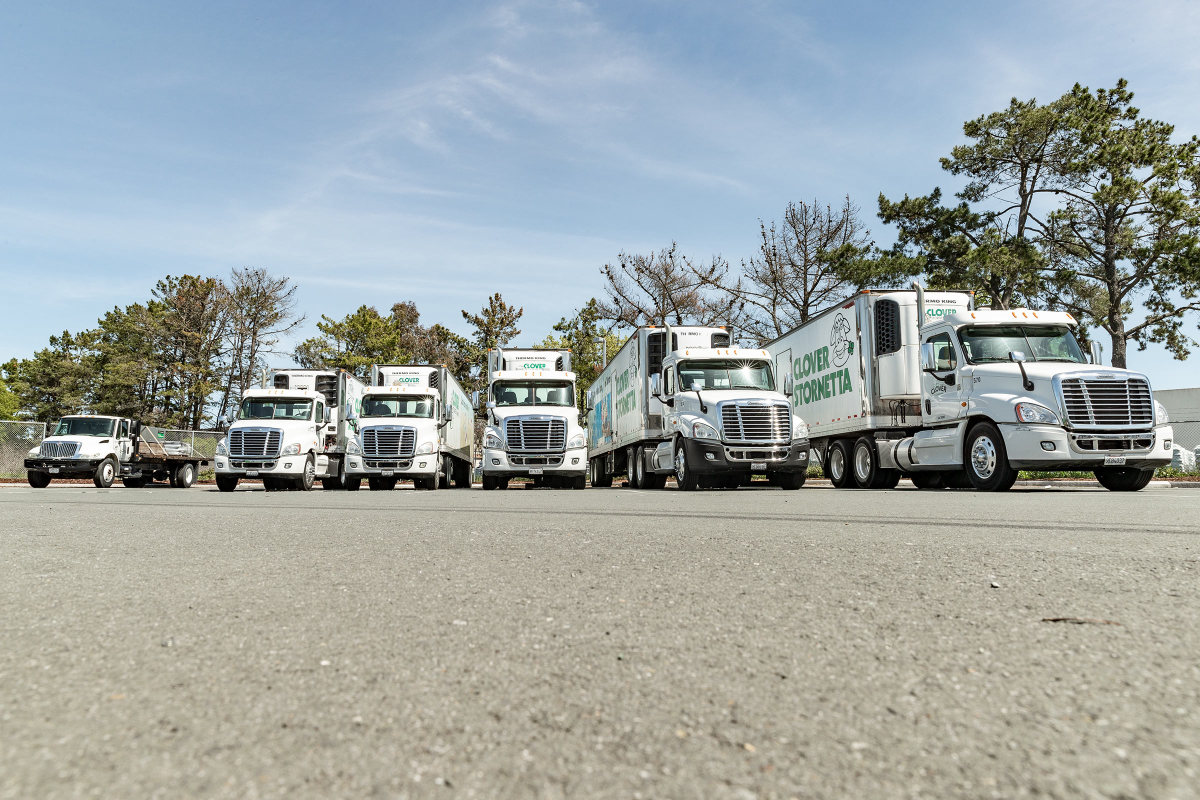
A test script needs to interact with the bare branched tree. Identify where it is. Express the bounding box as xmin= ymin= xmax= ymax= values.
xmin=597 ymin=242 xmax=745 ymax=330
